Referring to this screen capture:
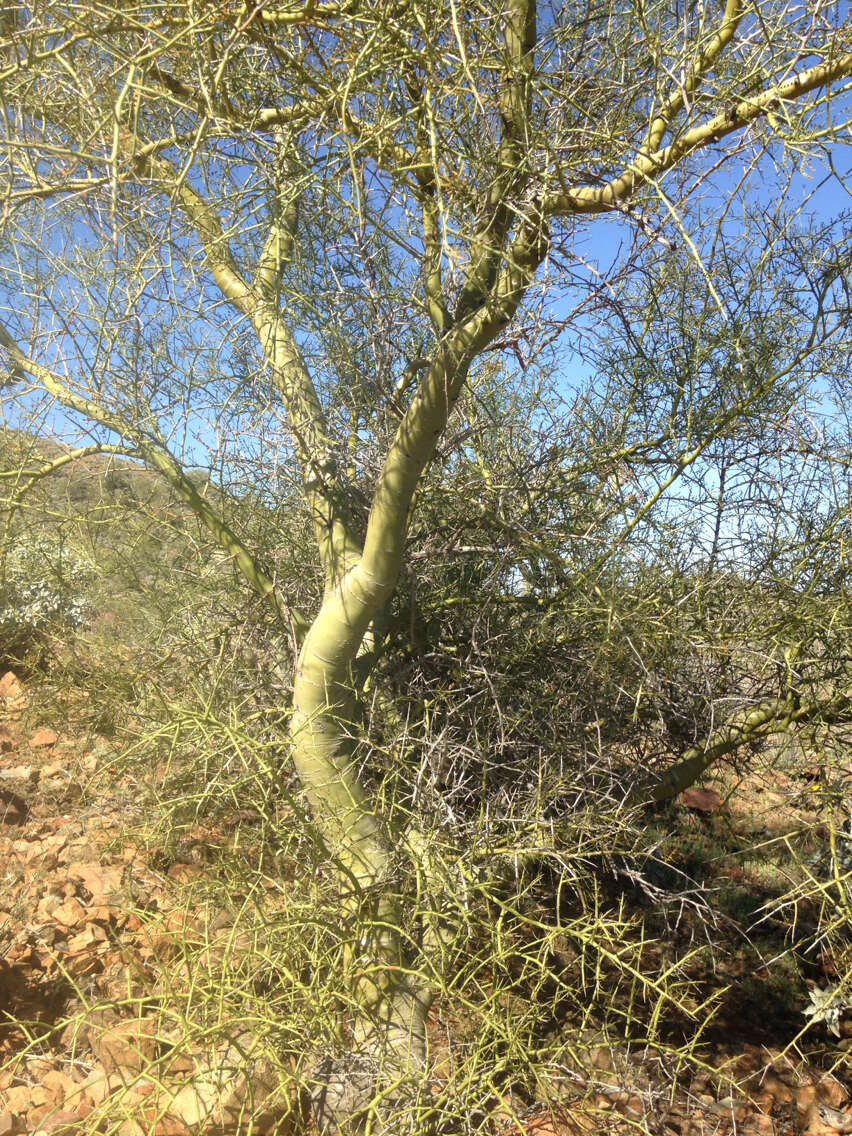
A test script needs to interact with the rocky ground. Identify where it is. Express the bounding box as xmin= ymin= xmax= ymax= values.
xmin=1 ymin=669 xmax=851 ymax=1136
xmin=0 ymin=671 xmax=293 ymax=1135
